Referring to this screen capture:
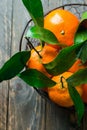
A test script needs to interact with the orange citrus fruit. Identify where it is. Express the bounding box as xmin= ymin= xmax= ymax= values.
xmin=46 ymin=43 xmax=61 ymax=50
xmin=44 ymin=9 xmax=79 ymax=47
xmin=26 ymin=45 xmax=58 ymax=78
xmin=68 ymin=59 xmax=85 ymax=73
xmin=48 ymin=72 xmax=82 ymax=107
